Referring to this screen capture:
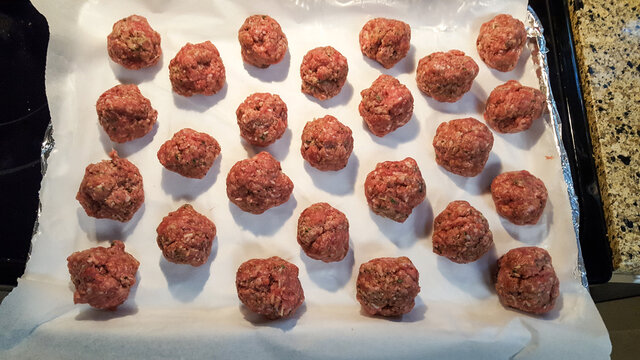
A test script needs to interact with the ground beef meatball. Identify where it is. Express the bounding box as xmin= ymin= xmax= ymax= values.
xmin=238 ymin=15 xmax=288 ymax=68
xmin=300 ymin=46 xmax=349 ymax=100
xmin=67 ymin=241 xmax=139 ymax=310
xmin=96 ymin=84 xmax=157 ymax=143
xmin=359 ymin=18 xmax=411 ymax=69
xmin=432 ymin=201 xmax=493 ymax=264
xmin=156 ymin=204 xmax=216 ymax=267
xmin=491 ymin=170 xmax=548 ymax=225
xmin=169 ymin=41 xmax=225 ymax=97
xmin=300 ymin=115 xmax=353 ymax=171
xmin=236 ymin=256 xmax=305 ymax=319
xmin=416 ymin=50 xmax=479 ymax=103
xmin=495 ymin=247 xmax=559 ymax=314
xmin=226 ymin=152 xmax=294 ymax=214
xmin=235 ymin=93 xmax=288 ymax=147
xmin=297 ymin=203 xmax=349 ymax=262
xmin=157 ymin=128 xmax=221 ymax=179
xmin=356 ymin=257 xmax=420 ymax=317
xmin=359 ymin=74 xmax=414 ymax=137
xmin=107 ymin=15 xmax=161 ymax=70
xmin=432 ymin=117 xmax=494 ymax=177
xmin=484 ymin=80 xmax=546 ymax=133
xmin=76 ymin=150 xmax=144 ymax=222
xmin=477 ymin=14 xmax=527 ymax=72
xmin=364 ymin=157 xmax=426 ymax=223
